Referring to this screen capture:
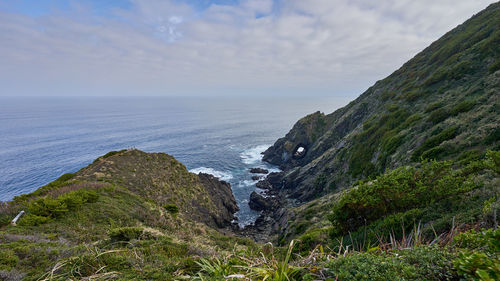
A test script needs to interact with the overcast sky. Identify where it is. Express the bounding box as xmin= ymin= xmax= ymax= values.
xmin=0 ymin=0 xmax=496 ymax=97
